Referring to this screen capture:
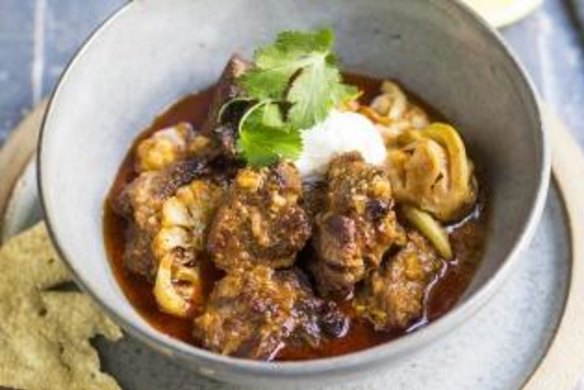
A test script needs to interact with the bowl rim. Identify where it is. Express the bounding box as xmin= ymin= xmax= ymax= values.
xmin=37 ymin=0 xmax=550 ymax=379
